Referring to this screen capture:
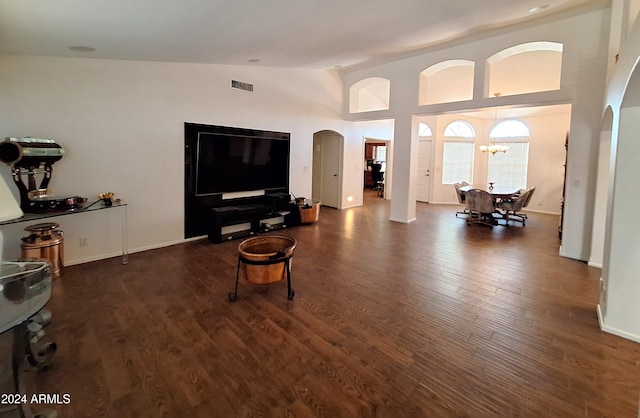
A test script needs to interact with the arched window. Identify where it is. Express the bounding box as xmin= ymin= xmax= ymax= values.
xmin=487 ymin=119 xmax=530 ymax=190
xmin=444 ymin=120 xmax=475 ymax=138
xmin=442 ymin=120 xmax=475 ymax=184
xmin=418 ymin=122 xmax=433 ymax=136
xmin=490 ymin=119 xmax=530 ymax=137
